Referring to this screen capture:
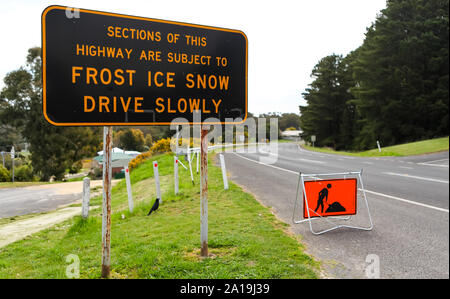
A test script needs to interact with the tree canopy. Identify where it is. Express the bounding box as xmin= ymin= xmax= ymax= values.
xmin=300 ymin=0 xmax=449 ymax=150
xmin=0 ymin=48 xmax=101 ymax=180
